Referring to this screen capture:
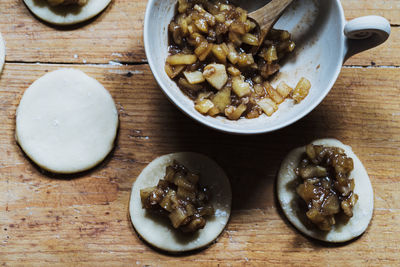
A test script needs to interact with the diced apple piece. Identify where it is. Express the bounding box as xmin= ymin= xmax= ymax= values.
xmin=166 ymin=54 xmax=197 ymax=65
xmin=292 ymin=77 xmax=311 ymax=103
xmin=232 ymin=76 xmax=251 ymax=97
xmin=237 ymin=53 xmax=254 ymax=67
xmin=242 ymin=33 xmax=259 ymax=46
xmin=230 ymin=21 xmax=246 ymax=35
xmin=228 ymin=31 xmax=242 ymax=46
xmin=203 ymin=12 xmax=216 ymax=27
xmin=246 ymin=108 xmax=262 ymax=119
xmin=212 ymin=87 xmax=231 ymax=112
xmin=199 ymin=45 xmax=213 ymax=61
xmin=195 ymin=99 xmax=214 ymax=114
xmin=165 ymin=64 xmax=185 ymax=79
xmin=195 ymin=41 xmax=208 ymax=57
xmin=212 ymin=44 xmax=228 ymax=63
xmin=252 ymin=75 xmax=263 ymax=84
xmin=196 ymin=91 xmax=213 ymax=102
xmin=178 ymin=78 xmax=202 ymax=92
xmin=194 ymin=4 xmax=216 ymax=26
xmin=178 ymin=17 xmax=189 ymax=36
xmin=219 ymin=4 xmax=231 ymax=11
xmin=227 ymin=43 xmax=239 ymax=64
xmin=188 ymin=24 xmax=195 ymax=34
xmin=203 ymin=64 xmax=228 ymax=90
xmin=208 ymin=106 xmax=220 ymax=117
xmin=245 ymin=20 xmax=256 ymax=32
xmin=178 ymin=0 xmax=189 ymax=13
xmin=276 ymin=81 xmax=293 ymax=98
xmin=187 ymin=33 xmax=204 ymax=47
xmin=236 ymin=7 xmax=247 ymax=23
xmin=266 ymin=45 xmax=278 ymax=64
xmin=257 ymin=98 xmax=278 ymax=116
xmin=280 ymin=30 xmax=291 ymax=41
xmin=184 ymin=71 xmax=205 ymax=84
xmin=254 ymin=84 xmax=267 ymax=97
xmin=195 ymin=41 xmax=213 ymax=61
xmin=227 ymin=66 xmax=241 ymax=76
xmin=264 ymin=82 xmax=284 ymax=104
xmin=194 ymin=18 xmax=208 ymax=33
xmin=260 ymin=63 xmax=280 ymax=78
xmin=225 ymin=104 xmax=247 ymax=120
xmin=193 ymin=4 xmax=206 ymax=13
xmin=215 ymin=14 xmax=225 ymax=23
xmin=288 ymin=41 xmax=296 ymax=52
